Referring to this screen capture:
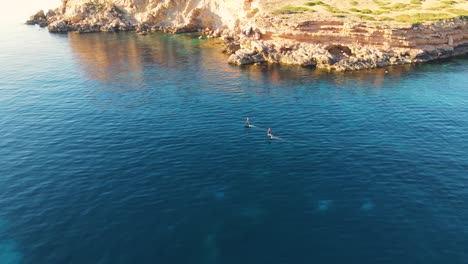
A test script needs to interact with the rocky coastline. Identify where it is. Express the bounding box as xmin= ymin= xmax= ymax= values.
xmin=26 ymin=3 xmax=133 ymax=33
xmin=26 ymin=0 xmax=468 ymax=71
